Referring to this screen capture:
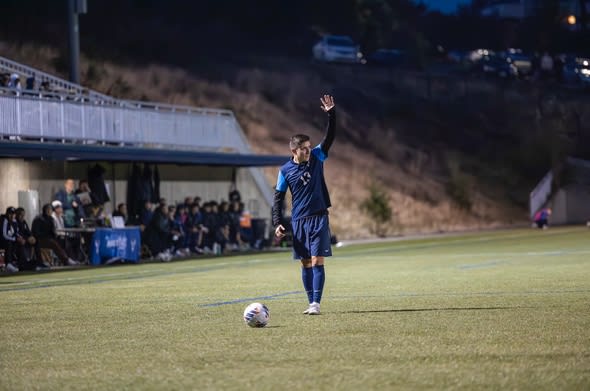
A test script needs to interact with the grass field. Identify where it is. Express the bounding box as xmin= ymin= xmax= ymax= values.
xmin=1 ymin=227 xmax=589 ymax=390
